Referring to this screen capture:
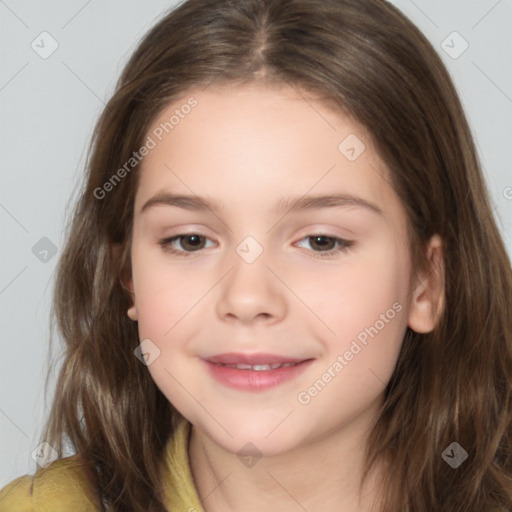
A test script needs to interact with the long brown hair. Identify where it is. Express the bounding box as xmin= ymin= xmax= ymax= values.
xmin=39 ymin=0 xmax=512 ymax=510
